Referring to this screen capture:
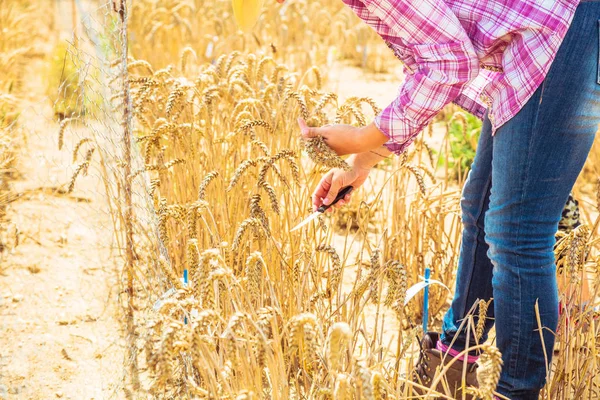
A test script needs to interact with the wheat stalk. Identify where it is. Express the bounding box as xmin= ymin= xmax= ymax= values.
xmin=476 ymin=299 xmax=490 ymax=342
xmin=245 ymin=252 xmax=264 ymax=303
xmin=471 ymin=344 xmax=503 ymax=400
xmin=67 ymin=148 xmax=95 ymax=193
xmin=198 ymin=171 xmax=219 ymax=201
xmin=316 ymin=244 xmax=343 ymax=293
xmin=72 ymin=138 xmax=92 ymax=163
xmin=304 ymin=135 xmax=351 ymax=171
xmin=333 ymin=374 xmax=352 ymax=400
xmin=327 ymin=322 xmax=351 ymax=372
xmin=231 ymin=218 xmax=263 ymax=253
xmin=57 ymin=117 xmax=77 ymax=150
